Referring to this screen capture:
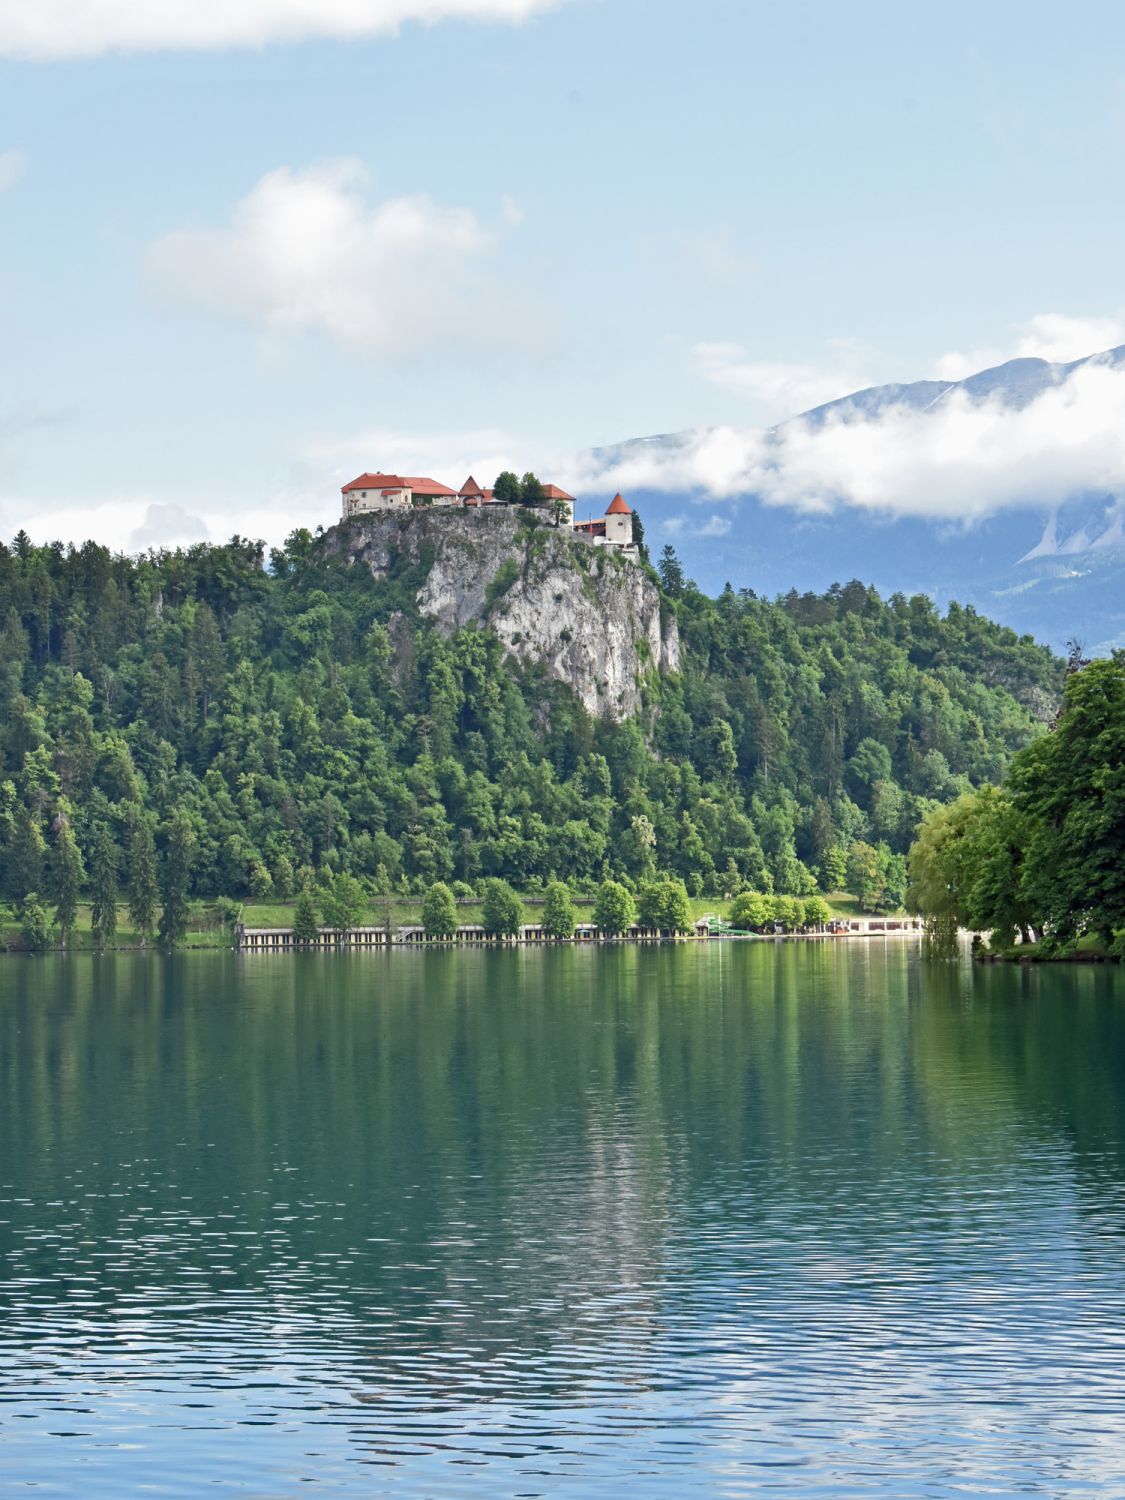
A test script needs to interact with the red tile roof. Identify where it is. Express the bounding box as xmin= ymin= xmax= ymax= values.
xmin=403 ymin=475 xmax=459 ymax=497
xmin=342 ymin=472 xmax=459 ymax=497
xmin=541 ymin=484 xmax=576 ymax=502
xmin=459 ymin=475 xmax=484 ymax=496
xmin=606 ymin=493 xmax=631 ymax=515
xmin=342 ymin=472 xmax=408 ymax=492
